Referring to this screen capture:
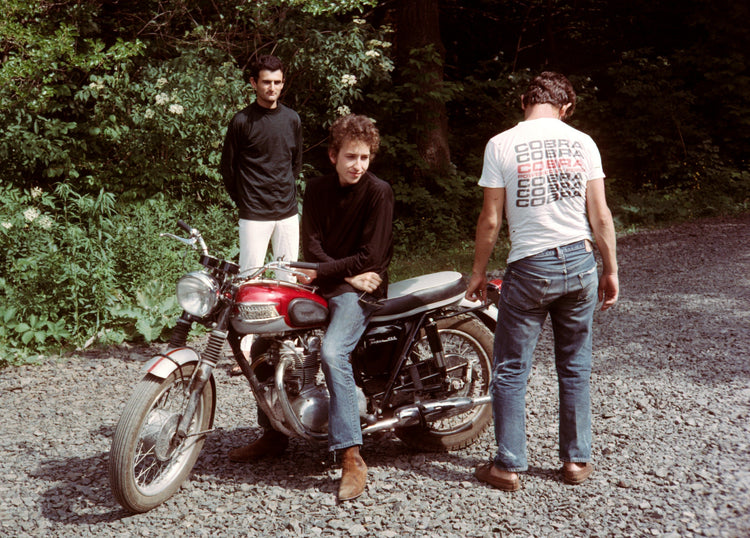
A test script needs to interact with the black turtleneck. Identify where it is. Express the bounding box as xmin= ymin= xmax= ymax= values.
xmin=301 ymin=171 xmax=394 ymax=300
xmin=220 ymin=102 xmax=302 ymax=221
